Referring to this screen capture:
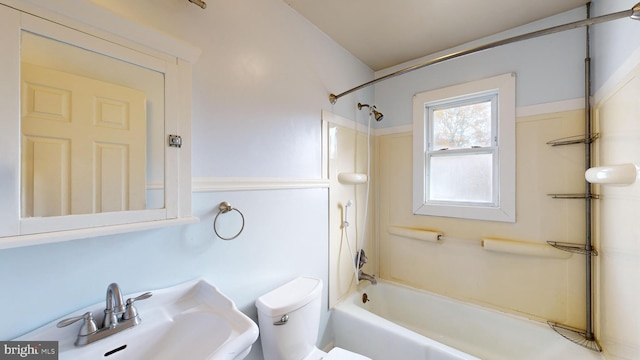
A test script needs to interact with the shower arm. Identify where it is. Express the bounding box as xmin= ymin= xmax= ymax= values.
xmin=328 ymin=2 xmax=640 ymax=104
